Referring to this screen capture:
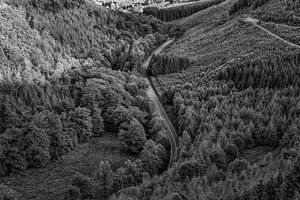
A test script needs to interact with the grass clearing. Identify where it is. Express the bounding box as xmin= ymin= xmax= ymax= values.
xmin=0 ymin=134 xmax=134 ymax=200
xmin=242 ymin=146 xmax=277 ymax=164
